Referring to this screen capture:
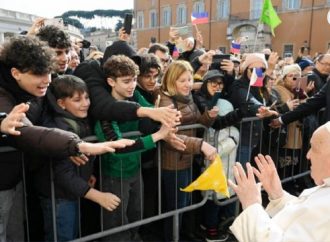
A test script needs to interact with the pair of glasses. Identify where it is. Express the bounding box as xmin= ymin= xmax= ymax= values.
xmin=286 ymin=74 xmax=300 ymax=80
xmin=318 ymin=61 xmax=330 ymax=67
xmin=248 ymin=67 xmax=266 ymax=73
xmin=210 ymin=81 xmax=223 ymax=87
